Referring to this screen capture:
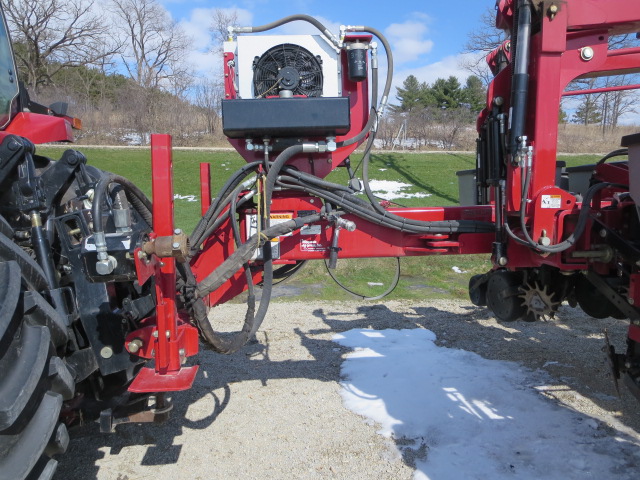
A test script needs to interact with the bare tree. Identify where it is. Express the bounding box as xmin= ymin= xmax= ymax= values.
xmin=2 ymin=0 xmax=120 ymax=91
xmin=210 ymin=9 xmax=239 ymax=53
xmin=194 ymin=79 xmax=222 ymax=135
xmin=599 ymin=75 xmax=638 ymax=132
xmin=111 ymin=0 xmax=191 ymax=89
xmin=461 ymin=7 xmax=508 ymax=84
